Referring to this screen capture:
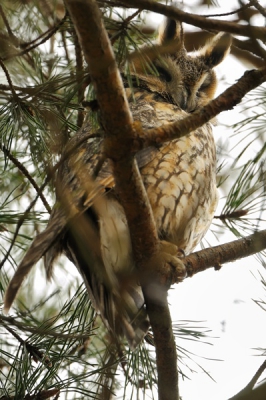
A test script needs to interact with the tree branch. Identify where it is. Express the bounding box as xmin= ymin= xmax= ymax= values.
xmin=131 ymin=68 xmax=266 ymax=151
xmin=64 ymin=1 xmax=179 ymax=399
xmin=228 ymin=359 xmax=266 ymax=400
xmin=0 ymin=144 xmax=51 ymax=213
xmin=118 ymin=0 xmax=266 ymax=40
xmin=0 ymin=388 xmax=60 ymax=400
xmin=179 ymin=230 xmax=266 ymax=283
